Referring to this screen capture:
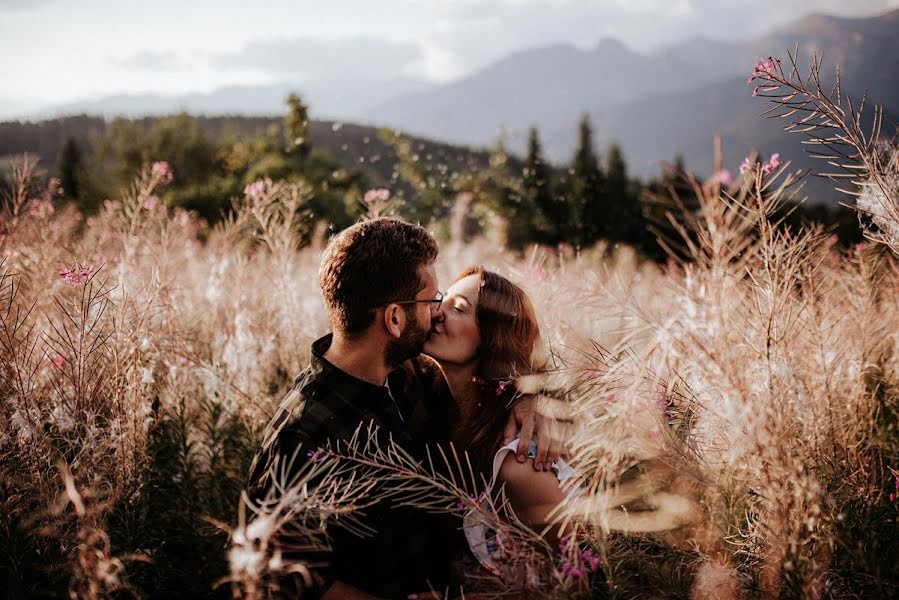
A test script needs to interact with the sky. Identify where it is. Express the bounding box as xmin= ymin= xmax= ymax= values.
xmin=1 ymin=0 xmax=897 ymax=119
